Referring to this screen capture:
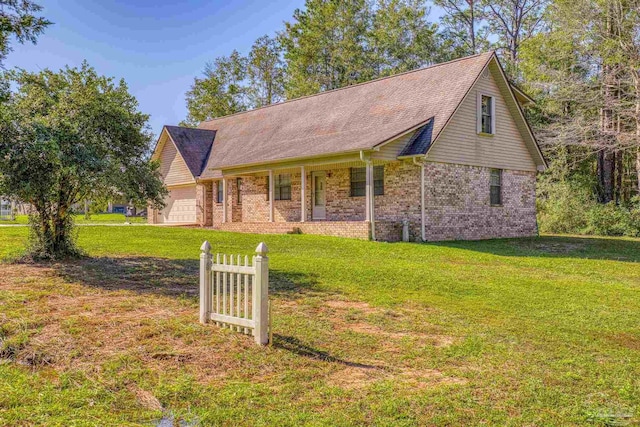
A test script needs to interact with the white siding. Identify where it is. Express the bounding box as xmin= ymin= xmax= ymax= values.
xmin=158 ymin=135 xmax=195 ymax=186
xmin=373 ymin=131 xmax=416 ymax=161
xmin=426 ymin=65 xmax=537 ymax=172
